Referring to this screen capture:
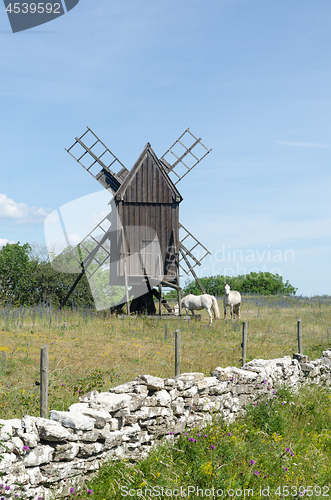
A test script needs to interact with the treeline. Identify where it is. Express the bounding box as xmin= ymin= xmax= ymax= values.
xmin=181 ymin=272 xmax=297 ymax=297
xmin=0 ymin=242 xmax=94 ymax=308
xmin=0 ymin=243 xmax=298 ymax=308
